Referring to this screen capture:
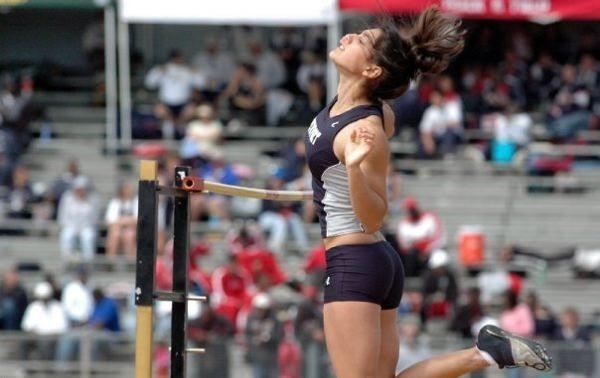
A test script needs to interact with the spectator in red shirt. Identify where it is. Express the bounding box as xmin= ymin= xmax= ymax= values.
xmin=211 ymin=254 xmax=253 ymax=327
xmin=396 ymin=197 xmax=446 ymax=277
